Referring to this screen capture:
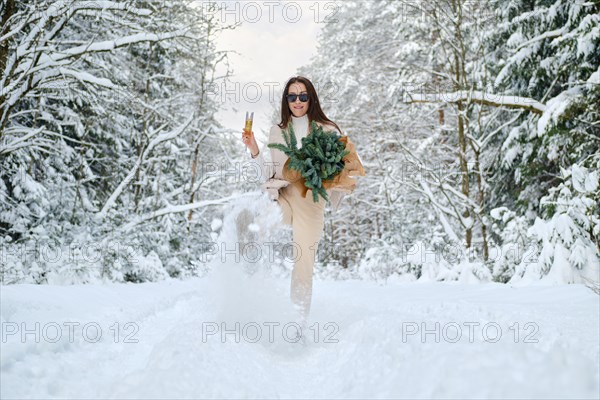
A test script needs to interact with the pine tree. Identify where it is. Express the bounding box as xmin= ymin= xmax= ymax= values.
xmin=486 ymin=0 xmax=600 ymax=214
xmin=482 ymin=0 xmax=599 ymax=285
xmin=510 ymin=163 xmax=599 ymax=285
